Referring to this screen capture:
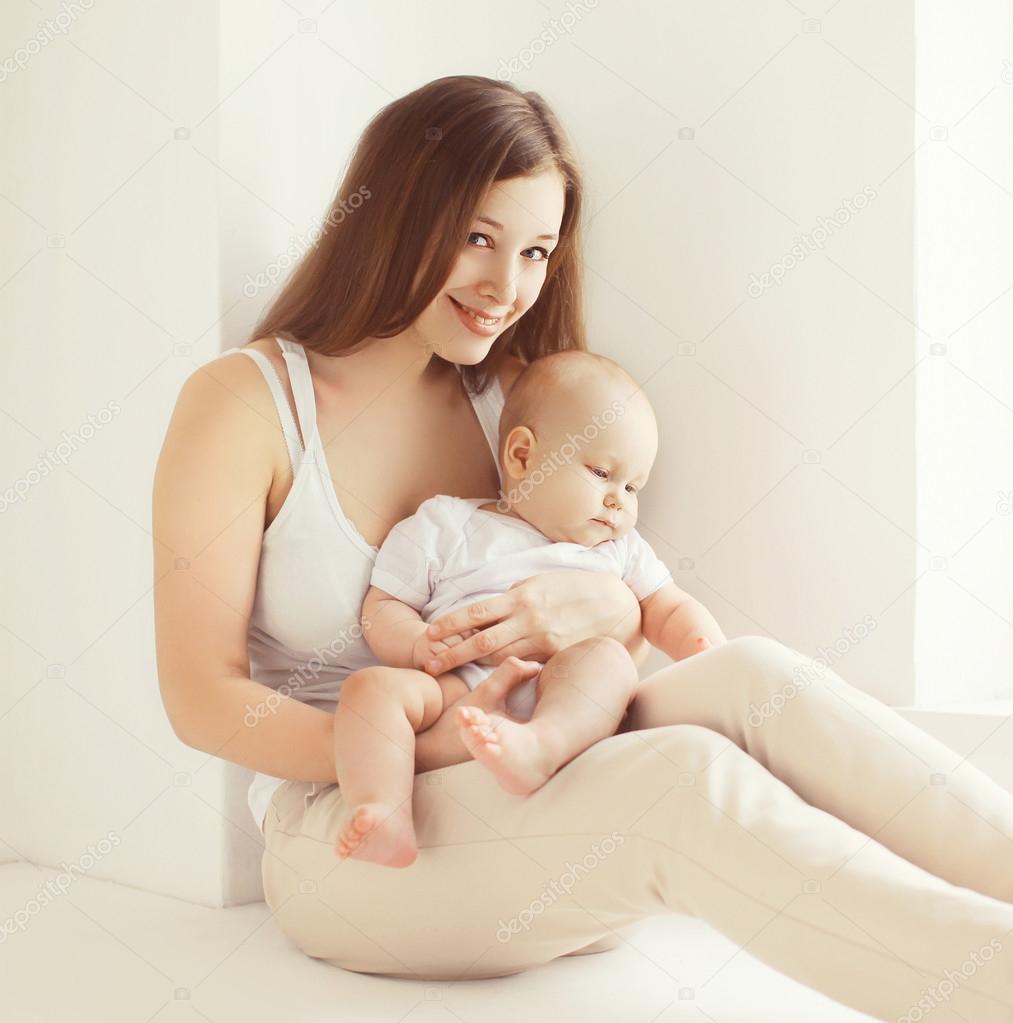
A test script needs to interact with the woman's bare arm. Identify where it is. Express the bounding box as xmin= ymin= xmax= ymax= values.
xmin=152 ymin=356 xmax=336 ymax=783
